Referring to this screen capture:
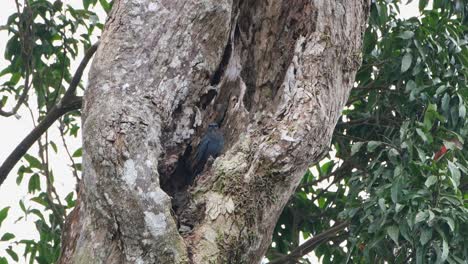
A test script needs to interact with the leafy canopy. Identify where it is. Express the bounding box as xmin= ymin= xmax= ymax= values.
xmin=0 ymin=0 xmax=107 ymax=263
xmin=269 ymin=0 xmax=468 ymax=263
